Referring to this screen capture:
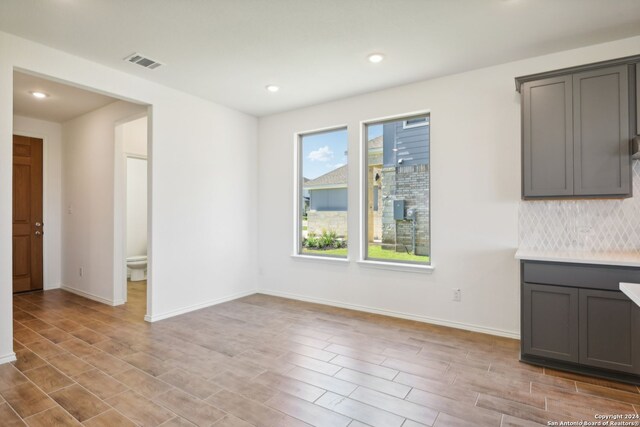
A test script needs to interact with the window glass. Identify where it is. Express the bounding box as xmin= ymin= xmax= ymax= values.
xmin=365 ymin=115 xmax=430 ymax=264
xmin=299 ymin=128 xmax=348 ymax=257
